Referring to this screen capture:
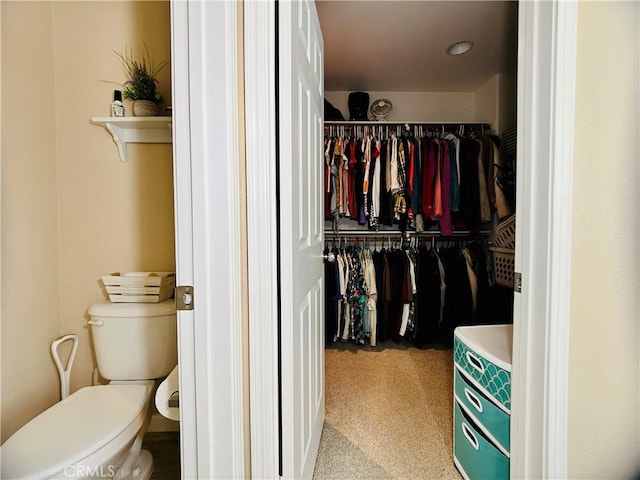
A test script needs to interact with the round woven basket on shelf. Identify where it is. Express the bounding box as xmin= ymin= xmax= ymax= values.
xmin=132 ymin=100 xmax=158 ymax=117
